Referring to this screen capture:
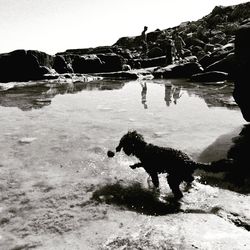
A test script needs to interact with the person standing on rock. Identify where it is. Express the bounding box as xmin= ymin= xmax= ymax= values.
xmin=165 ymin=39 xmax=174 ymax=65
xmin=173 ymin=32 xmax=185 ymax=62
xmin=140 ymin=26 xmax=148 ymax=58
